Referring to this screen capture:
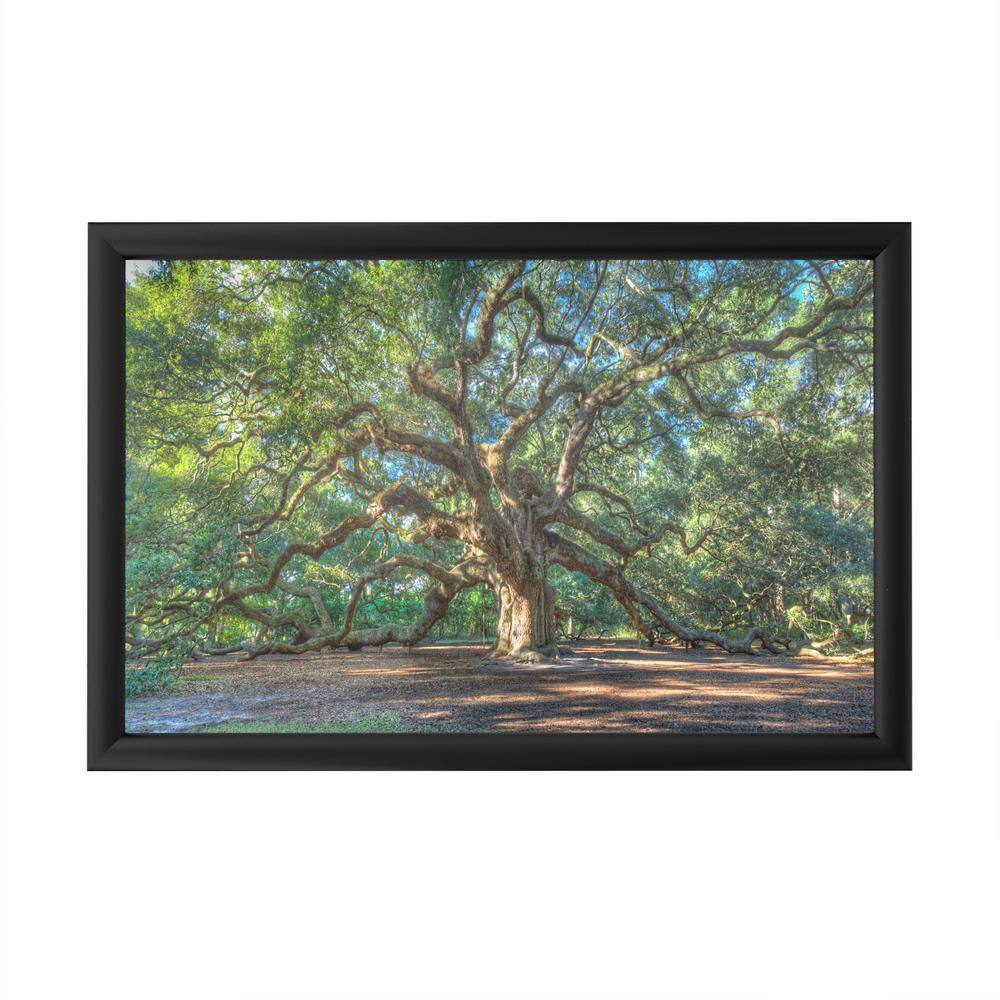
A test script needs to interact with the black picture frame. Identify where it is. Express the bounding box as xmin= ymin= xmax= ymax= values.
xmin=89 ymin=223 xmax=911 ymax=770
